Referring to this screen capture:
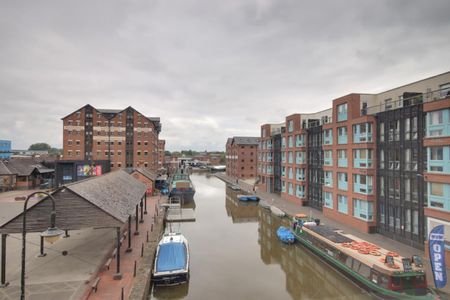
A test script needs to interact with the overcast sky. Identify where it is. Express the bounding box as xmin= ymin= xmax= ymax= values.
xmin=1 ymin=0 xmax=449 ymax=151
